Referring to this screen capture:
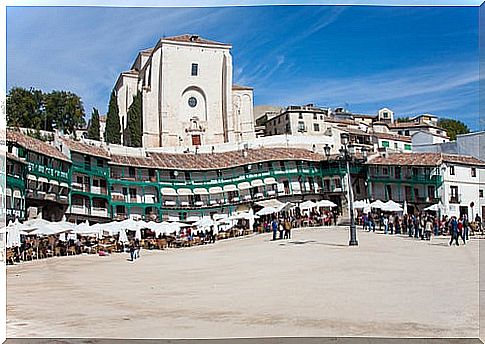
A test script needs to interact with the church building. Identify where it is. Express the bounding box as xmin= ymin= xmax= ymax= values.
xmin=114 ymin=34 xmax=255 ymax=148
